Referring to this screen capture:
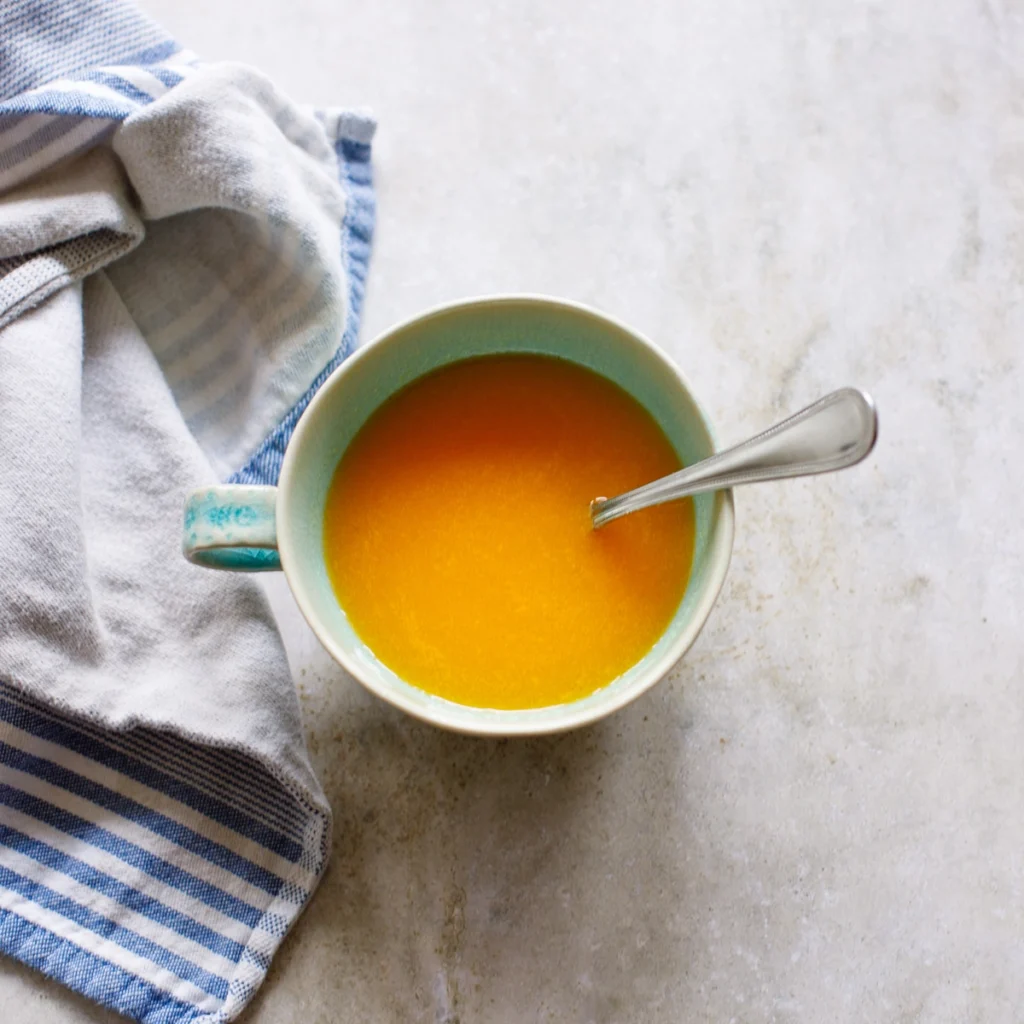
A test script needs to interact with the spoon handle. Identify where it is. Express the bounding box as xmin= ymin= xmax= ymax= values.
xmin=591 ymin=387 xmax=878 ymax=528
